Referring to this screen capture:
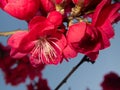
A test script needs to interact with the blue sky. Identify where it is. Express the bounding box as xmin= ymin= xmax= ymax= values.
xmin=0 ymin=9 xmax=120 ymax=90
